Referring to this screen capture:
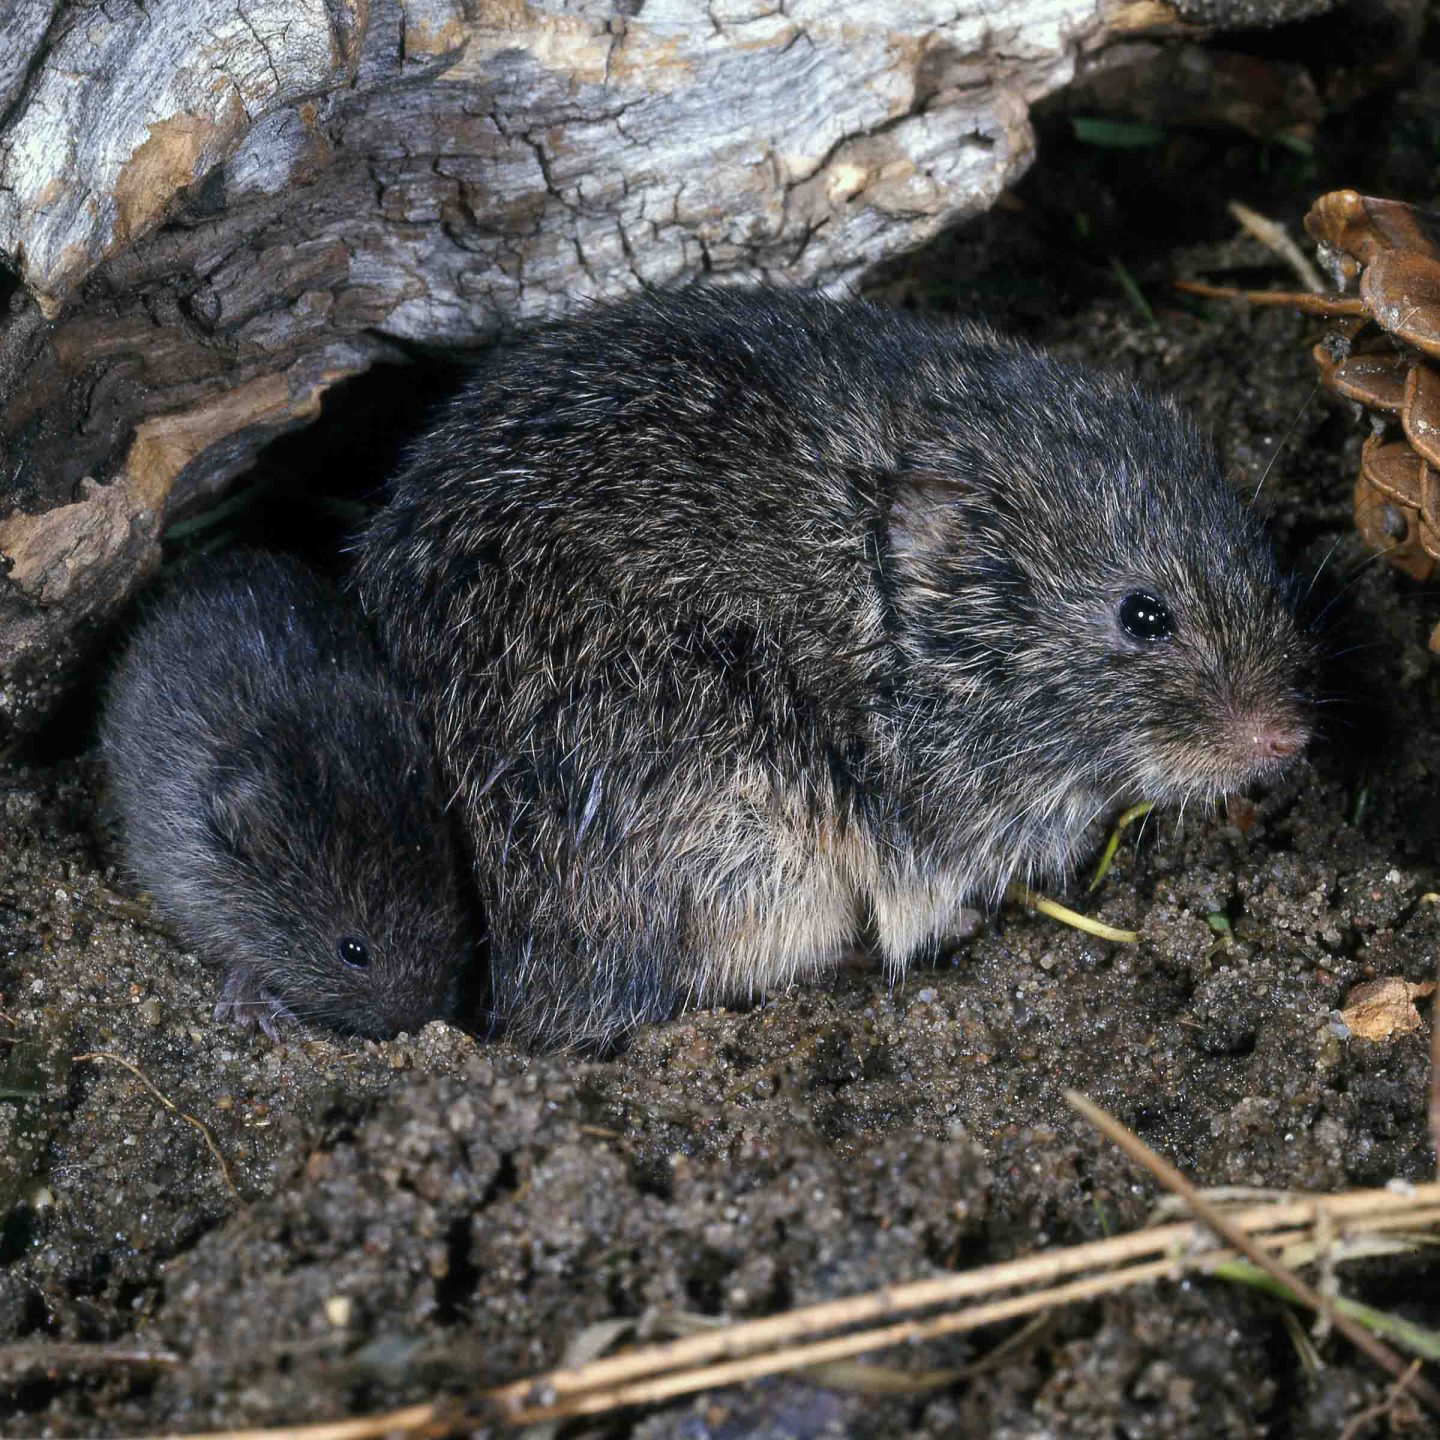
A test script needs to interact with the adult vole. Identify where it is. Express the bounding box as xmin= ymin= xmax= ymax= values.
xmin=355 ymin=287 xmax=1310 ymax=1049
